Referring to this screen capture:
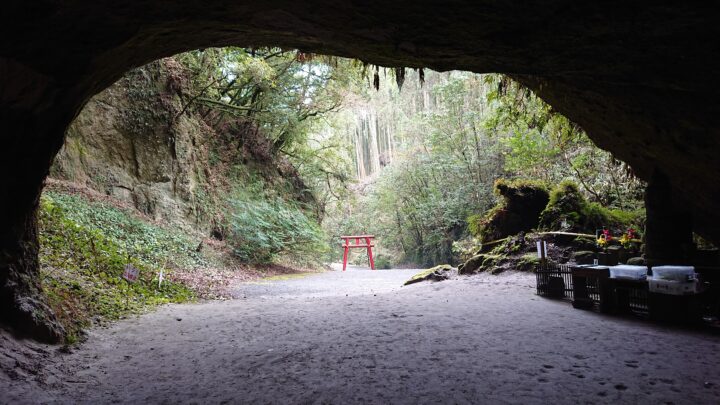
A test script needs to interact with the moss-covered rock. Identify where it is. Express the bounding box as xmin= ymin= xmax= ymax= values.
xmin=517 ymin=253 xmax=541 ymax=271
xmin=468 ymin=179 xmax=549 ymax=243
xmin=459 ymin=254 xmax=485 ymax=275
xmin=626 ymin=256 xmax=645 ymax=265
xmin=458 ymin=253 xmax=506 ymax=275
xmin=539 ymin=180 xmax=643 ymax=234
xmin=489 ymin=234 xmax=526 ymax=256
xmin=572 ymin=236 xmax=598 ymax=251
xmin=481 ymin=254 xmax=501 ymax=269
xmin=539 ymin=181 xmax=593 ymax=232
xmin=404 ymin=264 xmax=453 ymax=285
xmin=571 ymin=250 xmax=595 ymax=264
